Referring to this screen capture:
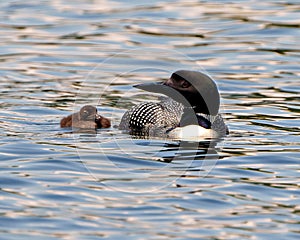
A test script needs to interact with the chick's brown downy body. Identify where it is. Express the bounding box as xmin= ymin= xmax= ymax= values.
xmin=60 ymin=105 xmax=111 ymax=129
